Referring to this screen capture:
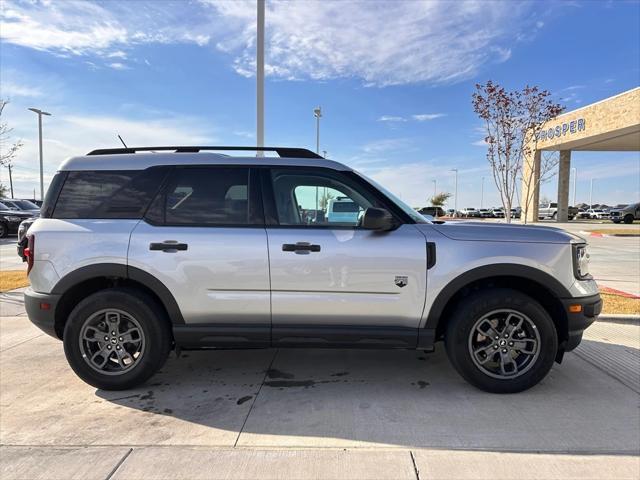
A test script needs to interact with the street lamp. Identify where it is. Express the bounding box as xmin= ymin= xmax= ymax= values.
xmin=28 ymin=107 xmax=52 ymax=200
xmin=314 ymin=106 xmax=322 ymax=154
xmin=256 ymin=0 xmax=265 ymax=156
xmin=451 ymin=169 xmax=458 ymax=217
xmin=589 ymin=178 xmax=594 ymax=209
xmin=571 ymin=167 xmax=577 ymax=207
xmin=480 ymin=176 xmax=485 ymax=209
